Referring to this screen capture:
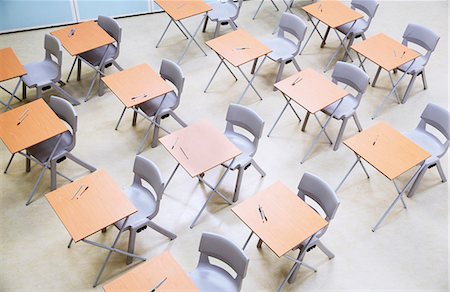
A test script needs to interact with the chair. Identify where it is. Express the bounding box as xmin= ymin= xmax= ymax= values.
xmin=126 ymin=59 xmax=187 ymax=149
xmin=114 ymin=155 xmax=177 ymax=264
xmin=252 ymin=12 xmax=307 ymax=90
xmin=321 ymin=61 xmax=369 ymax=150
xmin=21 ymin=34 xmax=79 ymax=105
xmin=67 ymin=15 xmax=123 ymax=100
xmin=189 ymin=232 xmax=249 ymax=292
xmin=404 ymin=103 xmax=449 ymax=198
xmin=203 ymin=0 xmax=244 ymax=38
xmin=336 ymin=0 xmax=379 ymax=61
xmin=4 ymin=96 xmax=96 ymax=191
xmin=223 ymin=104 xmax=266 ymax=202
xmin=265 ymin=172 xmax=339 ymax=289
xmin=396 ymin=24 xmax=440 ymax=103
